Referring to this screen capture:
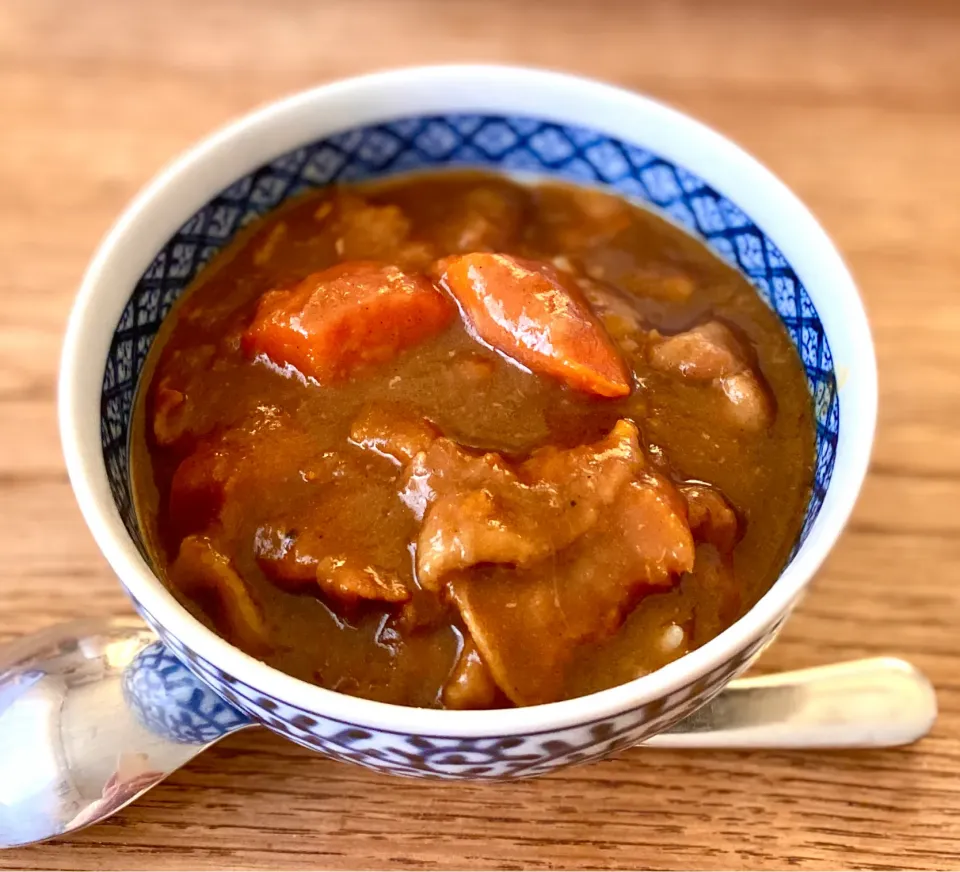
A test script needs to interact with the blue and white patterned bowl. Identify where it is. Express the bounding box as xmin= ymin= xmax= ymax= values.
xmin=59 ymin=66 xmax=876 ymax=779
